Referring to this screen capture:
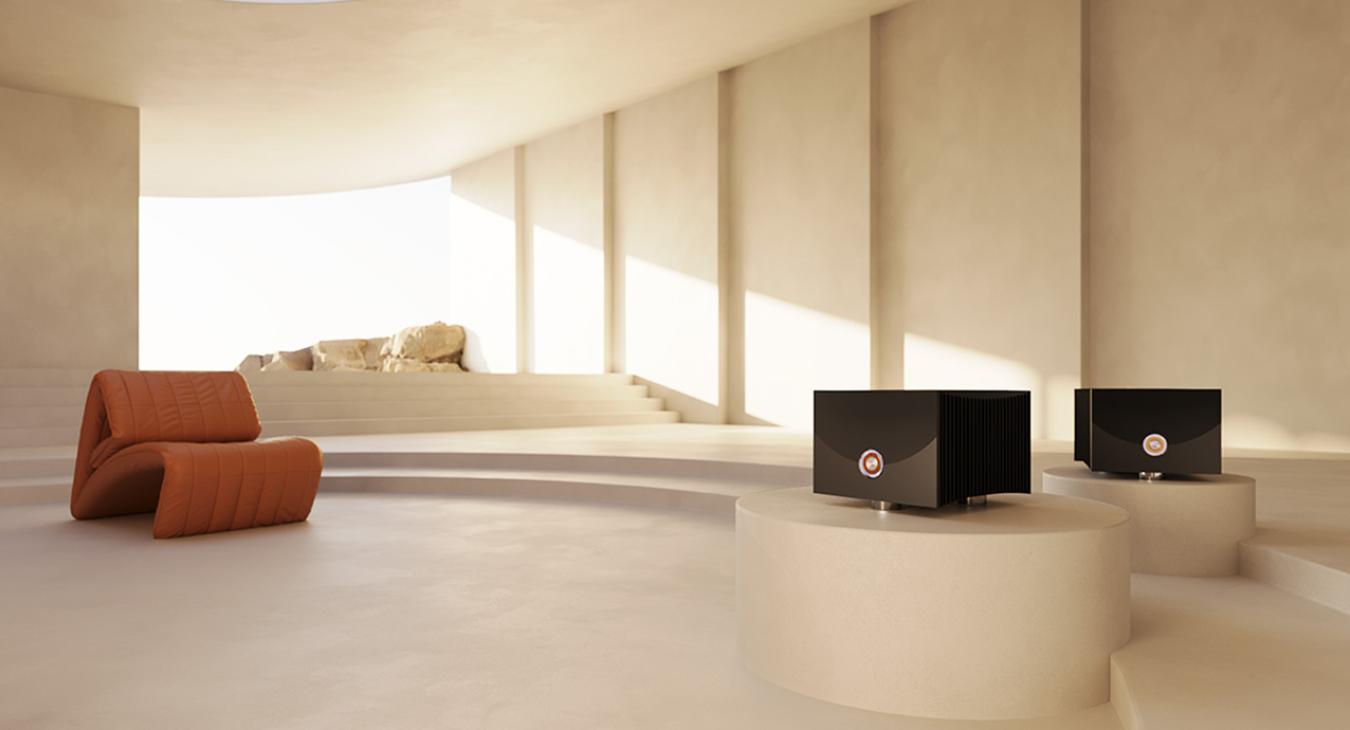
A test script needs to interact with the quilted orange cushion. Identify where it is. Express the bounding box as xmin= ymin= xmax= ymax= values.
xmin=71 ymin=370 xmax=322 ymax=539
xmin=85 ymin=370 xmax=261 ymax=470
